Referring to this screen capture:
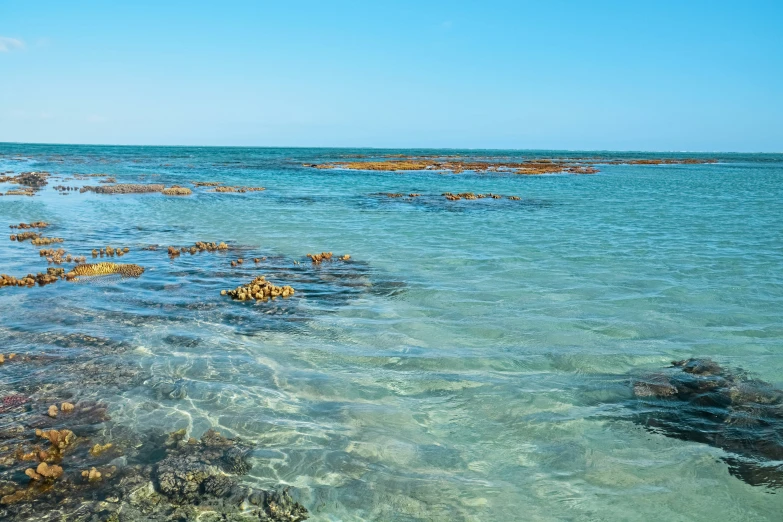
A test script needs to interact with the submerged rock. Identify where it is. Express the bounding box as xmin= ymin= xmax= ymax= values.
xmin=627 ymin=358 xmax=783 ymax=488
